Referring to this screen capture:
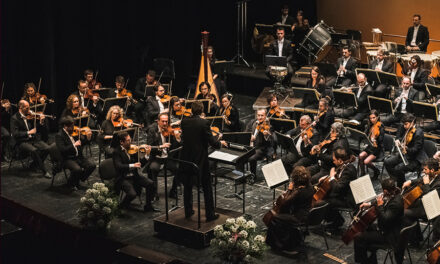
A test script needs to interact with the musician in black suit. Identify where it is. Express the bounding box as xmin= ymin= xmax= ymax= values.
xmin=316 ymin=146 xmax=357 ymax=230
xmin=384 ymin=113 xmax=428 ymax=188
xmin=402 ymin=158 xmax=440 ymax=245
xmin=354 ymin=178 xmax=404 ymax=264
xmin=327 ymin=46 xmax=358 ymax=87
xmin=382 ymin=77 xmax=419 ymax=126
xmin=368 ymin=49 xmax=394 ymax=97
xmin=281 ymin=115 xmax=320 ymax=176
xmin=72 ymin=80 xmax=101 ymax=126
xmin=10 ymin=100 xmax=52 ymax=179
xmin=246 ymin=109 xmax=275 ymax=176
xmin=267 ymin=27 xmax=293 ymax=84
xmin=179 ymin=101 xmax=227 ymax=221
xmin=112 ymin=132 xmax=157 ymax=212
xmin=146 ymin=113 xmax=181 ymax=199
xmin=311 ymin=98 xmax=334 ymax=139
xmin=1 ymin=99 xmax=14 ymax=160
xmin=134 ymin=70 xmax=157 ymax=100
xmin=277 ymin=5 xmax=295 ymax=26
xmin=266 ymin=166 xmax=314 ymax=253
xmin=405 ymin=14 xmax=430 ymax=52
xmin=146 ymin=84 xmax=167 ymax=124
xmin=308 ymin=122 xmax=350 ymax=184
xmin=219 ymin=93 xmax=240 ymax=132
xmin=56 ymin=116 xmax=96 ymax=189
